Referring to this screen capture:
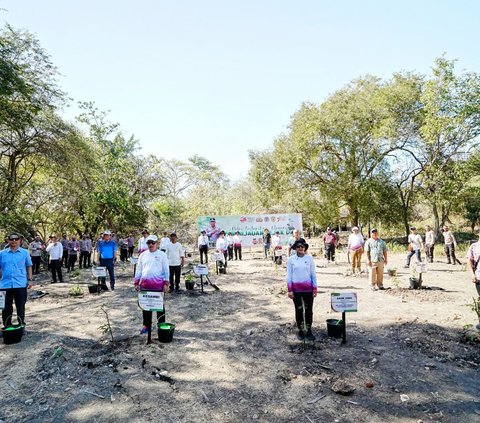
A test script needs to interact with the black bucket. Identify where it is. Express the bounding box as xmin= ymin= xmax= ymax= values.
xmin=157 ymin=323 xmax=175 ymax=343
xmin=219 ymin=267 xmax=226 ymax=274
xmin=409 ymin=277 xmax=421 ymax=290
xmin=326 ymin=319 xmax=344 ymax=338
xmin=185 ymin=281 xmax=195 ymax=290
xmin=88 ymin=284 xmax=100 ymax=294
xmin=2 ymin=316 xmax=25 ymax=345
